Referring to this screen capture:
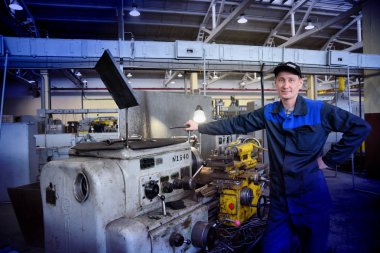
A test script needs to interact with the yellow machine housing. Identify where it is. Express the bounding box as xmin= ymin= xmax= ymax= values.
xmin=225 ymin=142 xmax=259 ymax=171
xmin=218 ymin=172 xmax=262 ymax=226
xmin=199 ymin=139 xmax=267 ymax=227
